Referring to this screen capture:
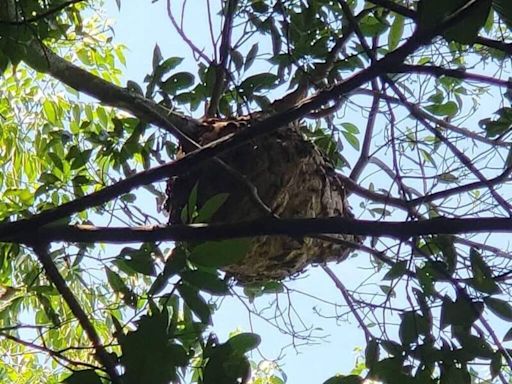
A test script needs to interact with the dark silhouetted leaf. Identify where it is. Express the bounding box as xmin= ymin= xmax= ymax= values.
xmin=189 ymin=239 xmax=250 ymax=268
xmin=178 ymin=283 xmax=212 ymax=324
xmin=485 ymin=297 xmax=512 ymax=321
xmin=64 ymin=370 xmax=103 ymax=384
